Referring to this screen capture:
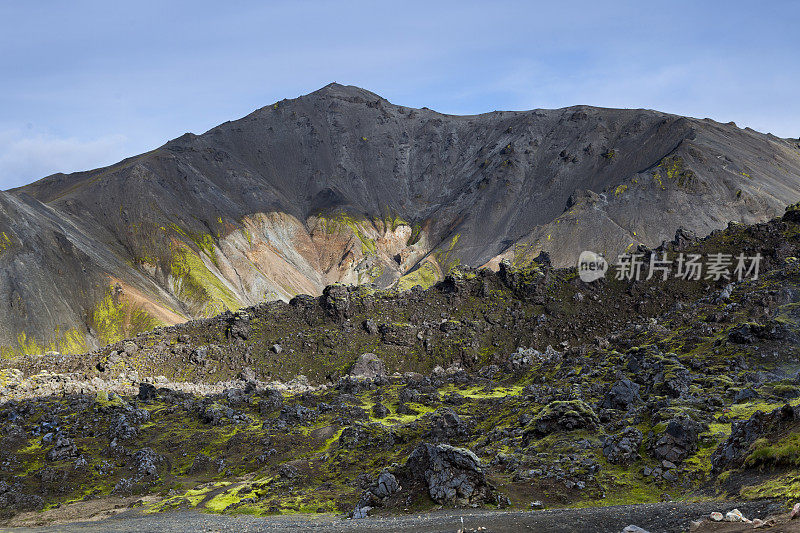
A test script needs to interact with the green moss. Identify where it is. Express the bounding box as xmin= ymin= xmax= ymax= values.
xmin=0 ymin=327 xmax=88 ymax=358
xmin=317 ymin=213 xmax=377 ymax=256
xmin=148 ymin=485 xmax=218 ymax=513
xmin=397 ymin=261 xmax=439 ymax=291
xmin=658 ymin=156 xmax=695 ymax=188
xmin=170 ymin=246 xmax=240 ymax=316
xmin=203 ymin=484 xmax=243 ymax=513
xmin=406 ymin=223 xmax=422 ymax=246
xmin=433 ymin=234 xmax=461 ymax=274
xmin=745 ymin=433 xmax=800 ymax=467
xmin=90 ymin=288 xmax=162 ymax=346
xmin=437 ymin=384 xmax=523 ymax=399
xmin=189 ymin=232 xmax=219 ymax=267
xmin=0 ymin=231 xmax=13 ymax=254
xmin=740 ymin=472 xmax=800 ymax=501
xmin=582 ymin=463 xmax=664 ymax=507
xmin=728 ymin=400 xmax=798 ymax=420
